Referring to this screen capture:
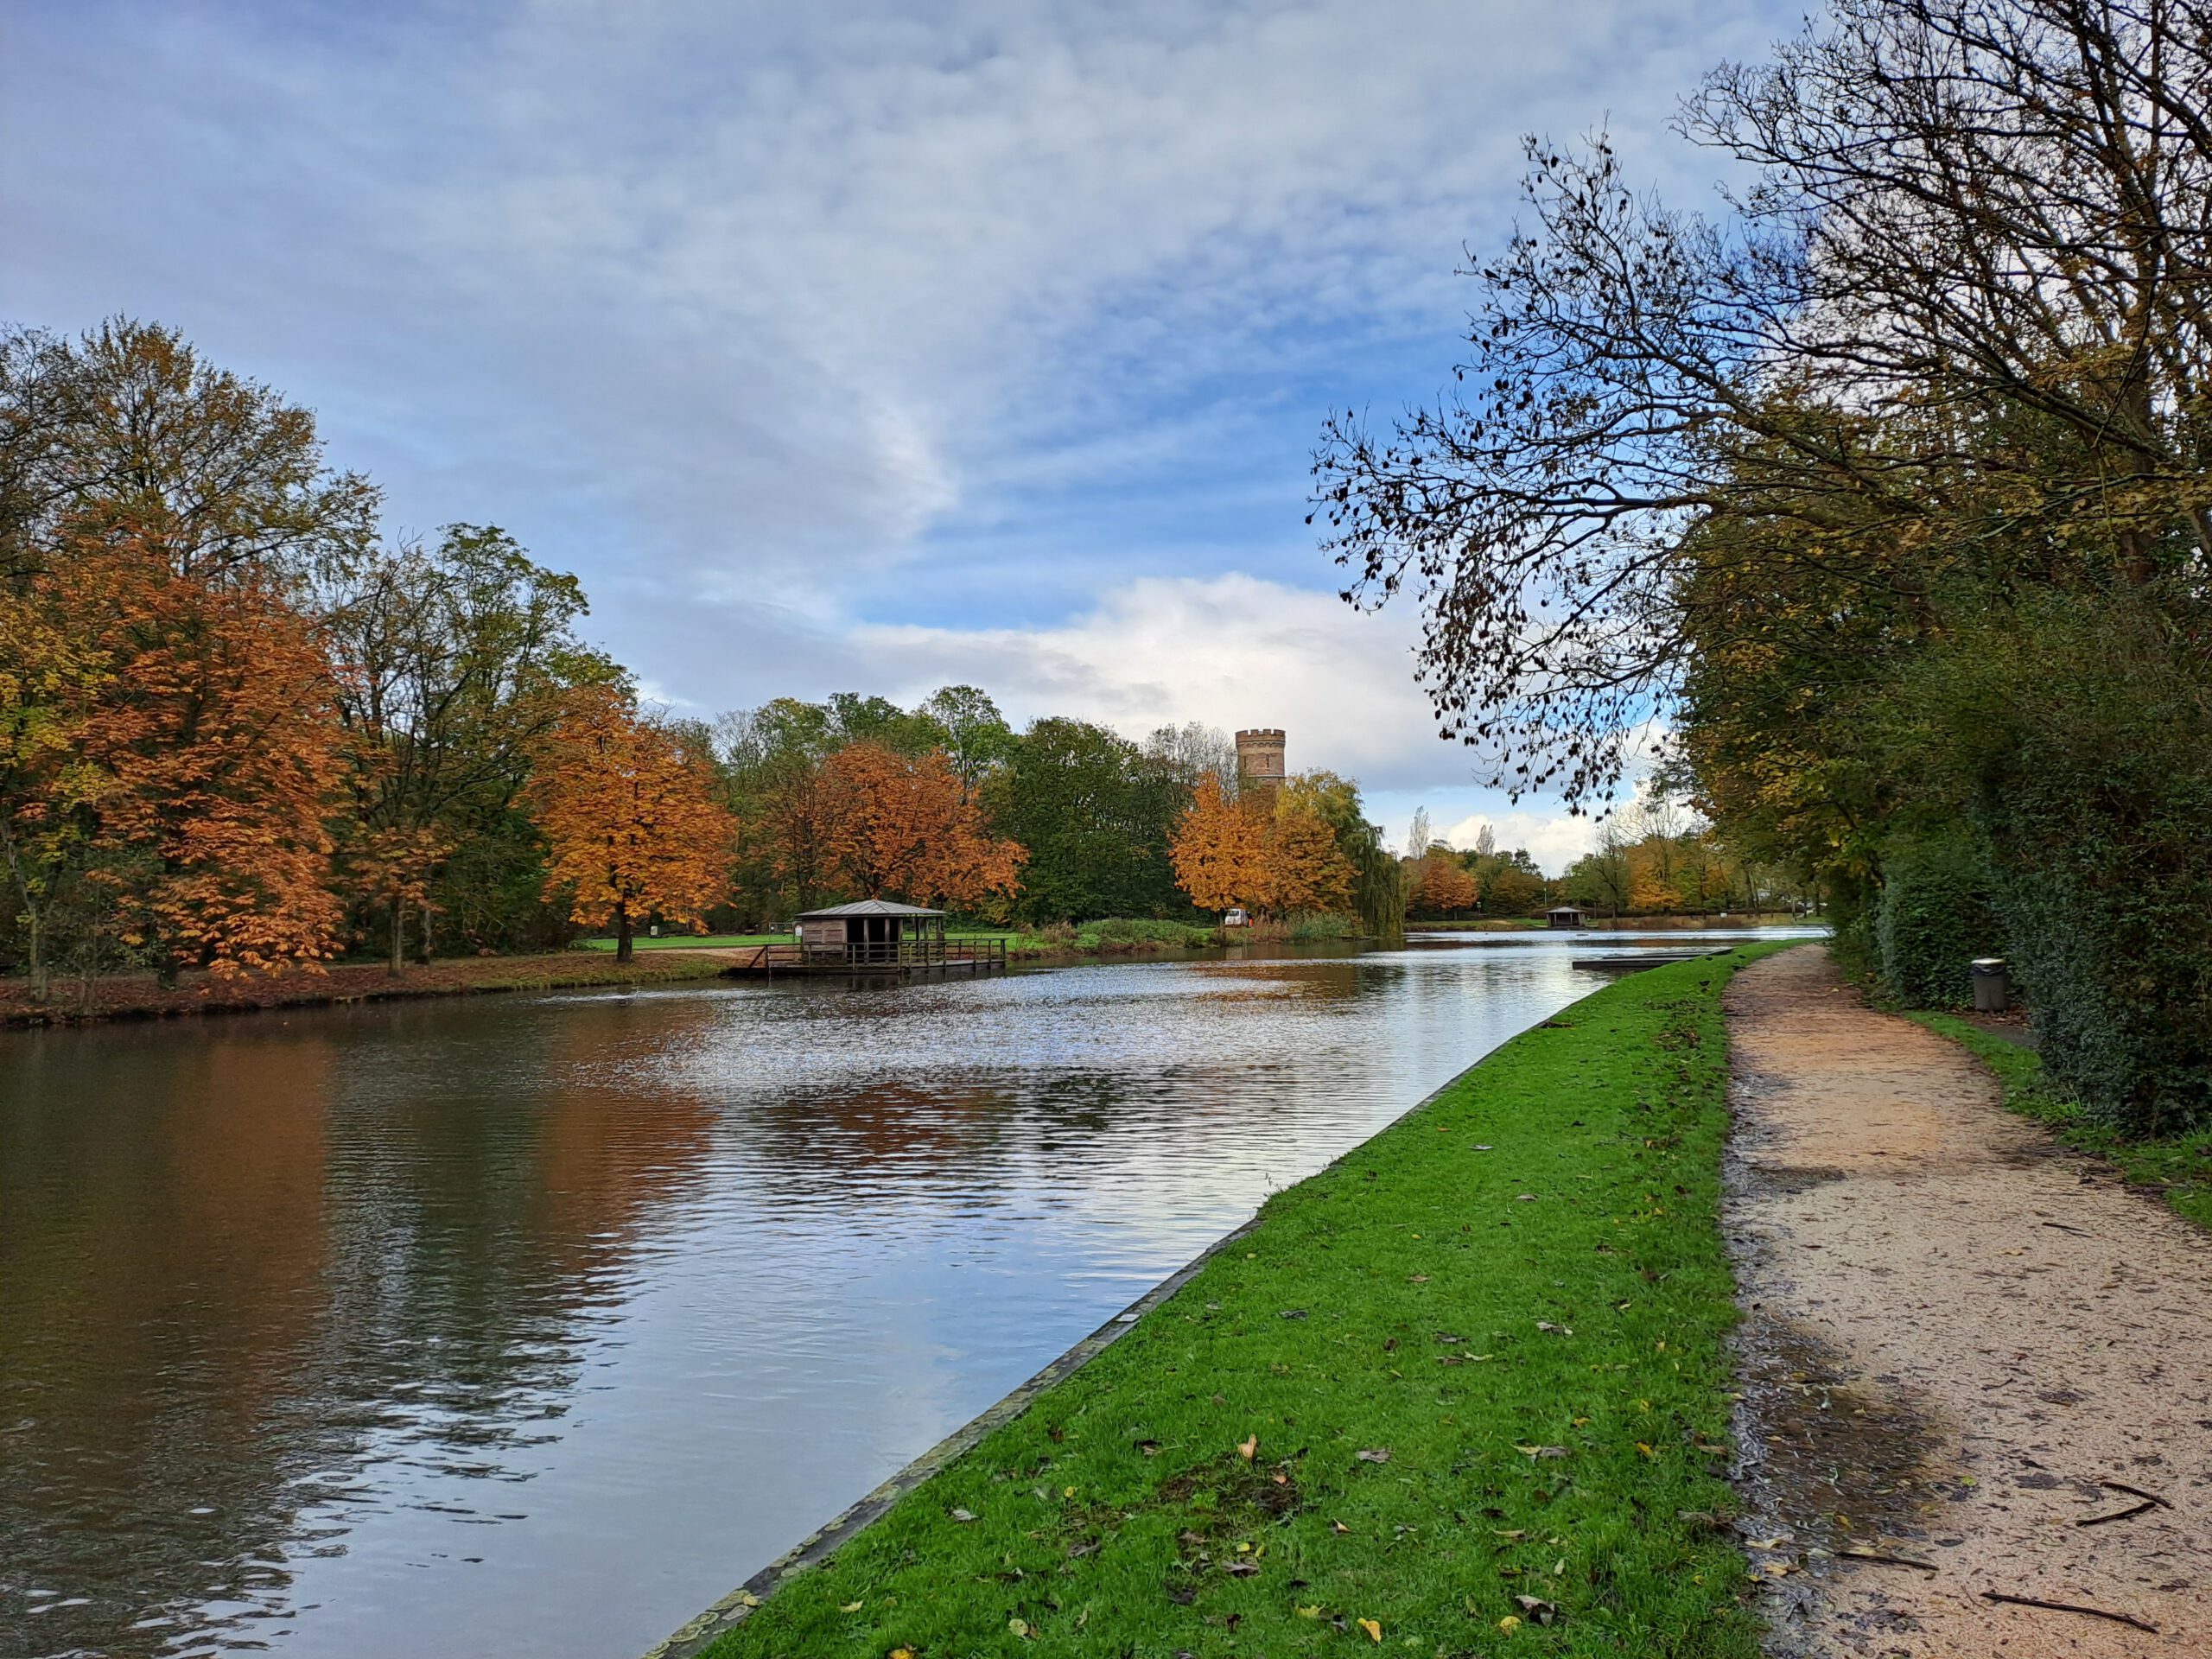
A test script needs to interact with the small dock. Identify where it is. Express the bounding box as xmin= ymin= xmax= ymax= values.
xmin=717 ymin=938 xmax=1009 ymax=978
xmin=728 ymin=900 xmax=1011 ymax=978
